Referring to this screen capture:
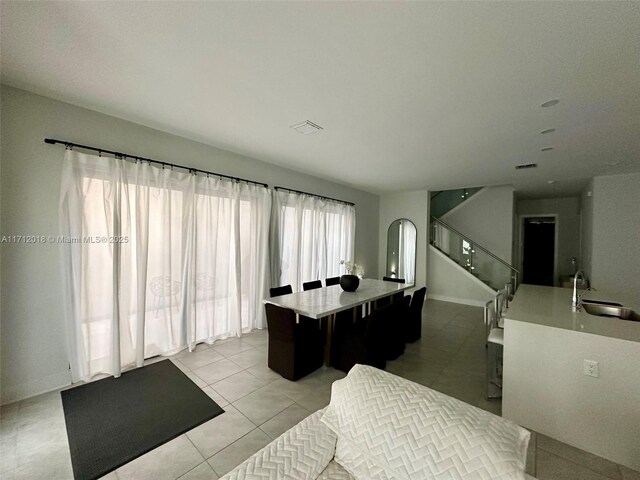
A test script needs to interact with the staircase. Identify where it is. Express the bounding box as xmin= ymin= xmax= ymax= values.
xmin=430 ymin=187 xmax=483 ymax=219
xmin=430 ymin=216 xmax=518 ymax=293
